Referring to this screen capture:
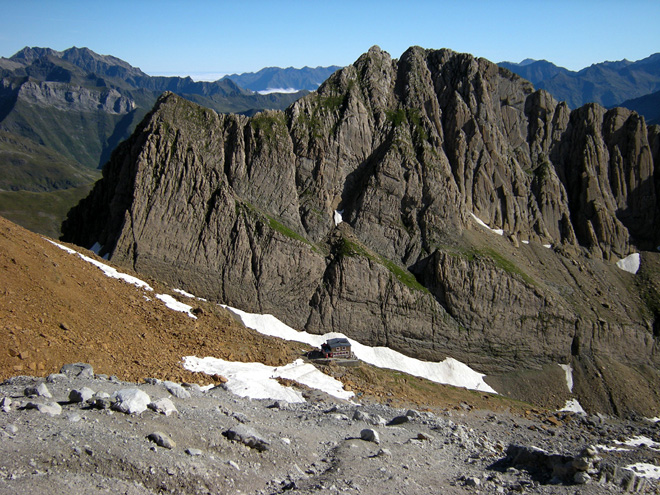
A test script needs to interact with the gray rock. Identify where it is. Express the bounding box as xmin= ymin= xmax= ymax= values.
xmin=223 ymin=425 xmax=270 ymax=451
xmin=388 ymin=415 xmax=410 ymax=426
xmin=24 ymin=383 xmax=51 ymax=398
xmin=360 ymin=428 xmax=380 ymax=444
xmin=112 ymin=388 xmax=151 ymax=414
xmin=573 ymin=471 xmax=591 ymax=484
xmin=25 ymin=401 xmax=62 ymax=416
xmin=376 ymin=448 xmax=392 ymax=457
xmin=69 ymin=387 xmax=94 ymax=403
xmin=352 ymin=409 xmax=371 ymax=422
xmin=185 ymin=448 xmax=202 ymax=456
xmin=163 ymin=381 xmax=191 ymax=399
xmin=0 ymin=397 xmax=11 ymax=413
xmin=148 ymin=397 xmax=178 ymax=416
xmin=46 ymin=373 xmax=67 ymax=383
xmin=60 ymin=363 xmax=94 ymax=379
xmin=147 ymin=432 xmax=175 ymax=449
xmin=87 ymin=395 xmax=112 ymax=410
xmin=464 ymin=476 xmax=481 ymax=487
